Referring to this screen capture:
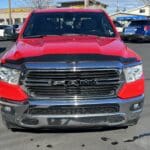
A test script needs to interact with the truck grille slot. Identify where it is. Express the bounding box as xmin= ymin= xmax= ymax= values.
xmin=28 ymin=104 xmax=120 ymax=115
xmin=23 ymin=69 xmax=122 ymax=99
